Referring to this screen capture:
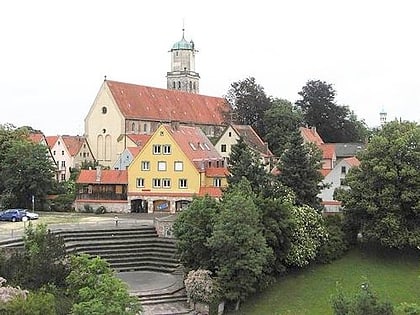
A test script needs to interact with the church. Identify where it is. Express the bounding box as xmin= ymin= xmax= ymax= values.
xmin=84 ymin=30 xmax=230 ymax=168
